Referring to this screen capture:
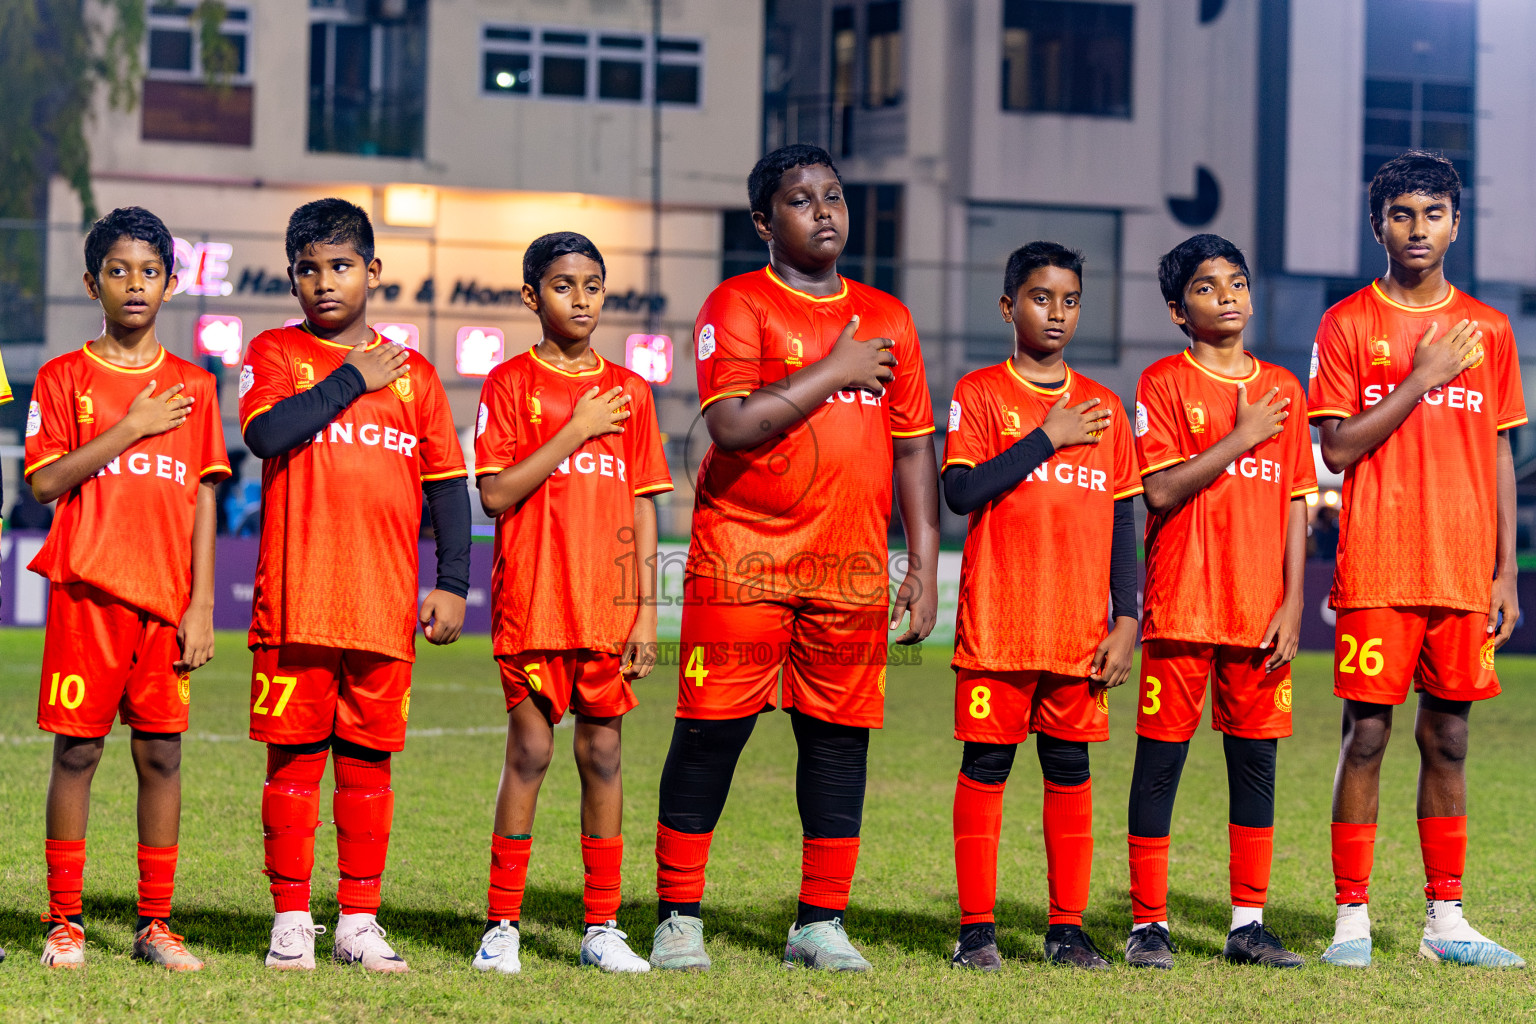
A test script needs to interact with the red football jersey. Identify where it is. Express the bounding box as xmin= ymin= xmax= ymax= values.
xmin=475 ymin=348 xmax=673 ymax=655
xmin=1308 ymin=282 xmax=1526 ymax=612
xmin=943 ymin=362 xmax=1142 ymax=674
xmin=688 ymin=267 xmax=935 ymax=604
xmin=1136 ymin=350 xmax=1318 ymax=646
xmin=239 ymin=325 xmax=466 ymax=660
xmin=25 ymin=344 xmax=230 ymax=624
